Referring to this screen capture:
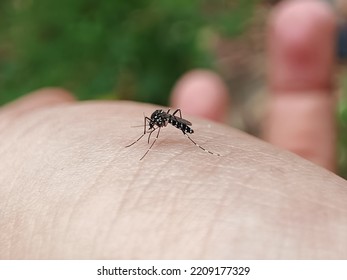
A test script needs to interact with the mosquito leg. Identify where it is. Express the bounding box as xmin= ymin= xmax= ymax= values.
xmin=184 ymin=133 xmax=221 ymax=156
xmin=125 ymin=116 xmax=151 ymax=147
xmin=144 ymin=116 xmax=151 ymax=134
xmin=125 ymin=133 xmax=145 ymax=148
xmin=172 ymin=109 xmax=182 ymax=119
xmin=147 ymin=128 xmax=156 ymax=144
xmin=140 ymin=127 xmax=161 ymax=160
